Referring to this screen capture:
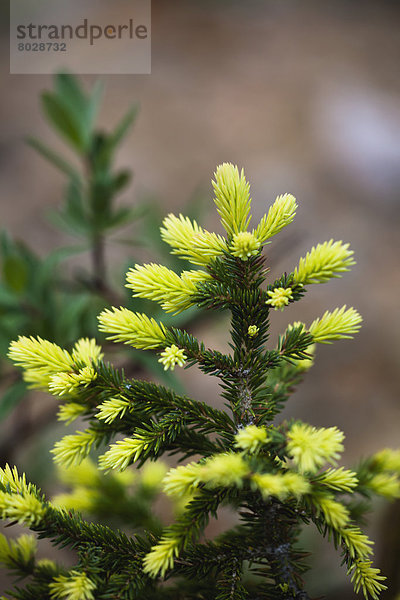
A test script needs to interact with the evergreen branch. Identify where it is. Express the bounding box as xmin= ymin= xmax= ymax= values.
xmin=240 ymin=496 xmax=310 ymax=598
xmin=215 ymin=557 xmax=248 ymax=600
xmin=166 ymin=327 xmax=239 ymax=377
xmin=73 ymin=365 xmax=235 ymax=442
xmin=4 ymin=159 xmax=385 ymax=600
xmin=143 ymin=487 xmax=234 ymax=578
xmin=33 ymin=506 xmax=150 ymax=575
xmin=121 ymin=379 xmax=235 ymax=436
xmin=207 ymin=253 xmax=268 ymax=288
xmin=5 ymin=582 xmax=53 ymax=600
xmin=277 ymin=326 xmax=314 ymax=362
xmin=255 ymin=364 xmax=305 ymax=425
xmin=0 ymin=532 xmax=62 ymax=585
xmin=175 ymin=535 xmax=253 ymax=581
xmin=129 ymin=414 xmax=225 ymax=465
xmin=194 ymin=282 xmax=270 ymax=315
